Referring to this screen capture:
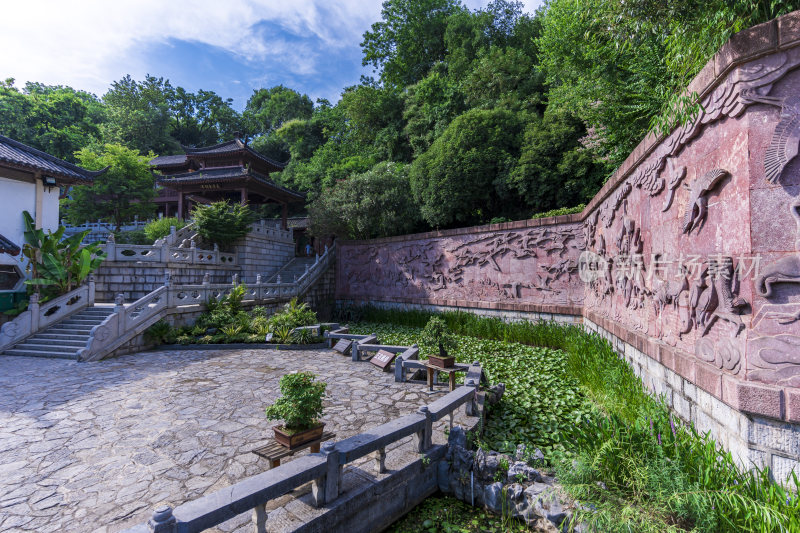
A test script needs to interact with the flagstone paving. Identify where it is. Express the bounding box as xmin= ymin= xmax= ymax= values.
xmin=0 ymin=348 xmax=436 ymax=533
